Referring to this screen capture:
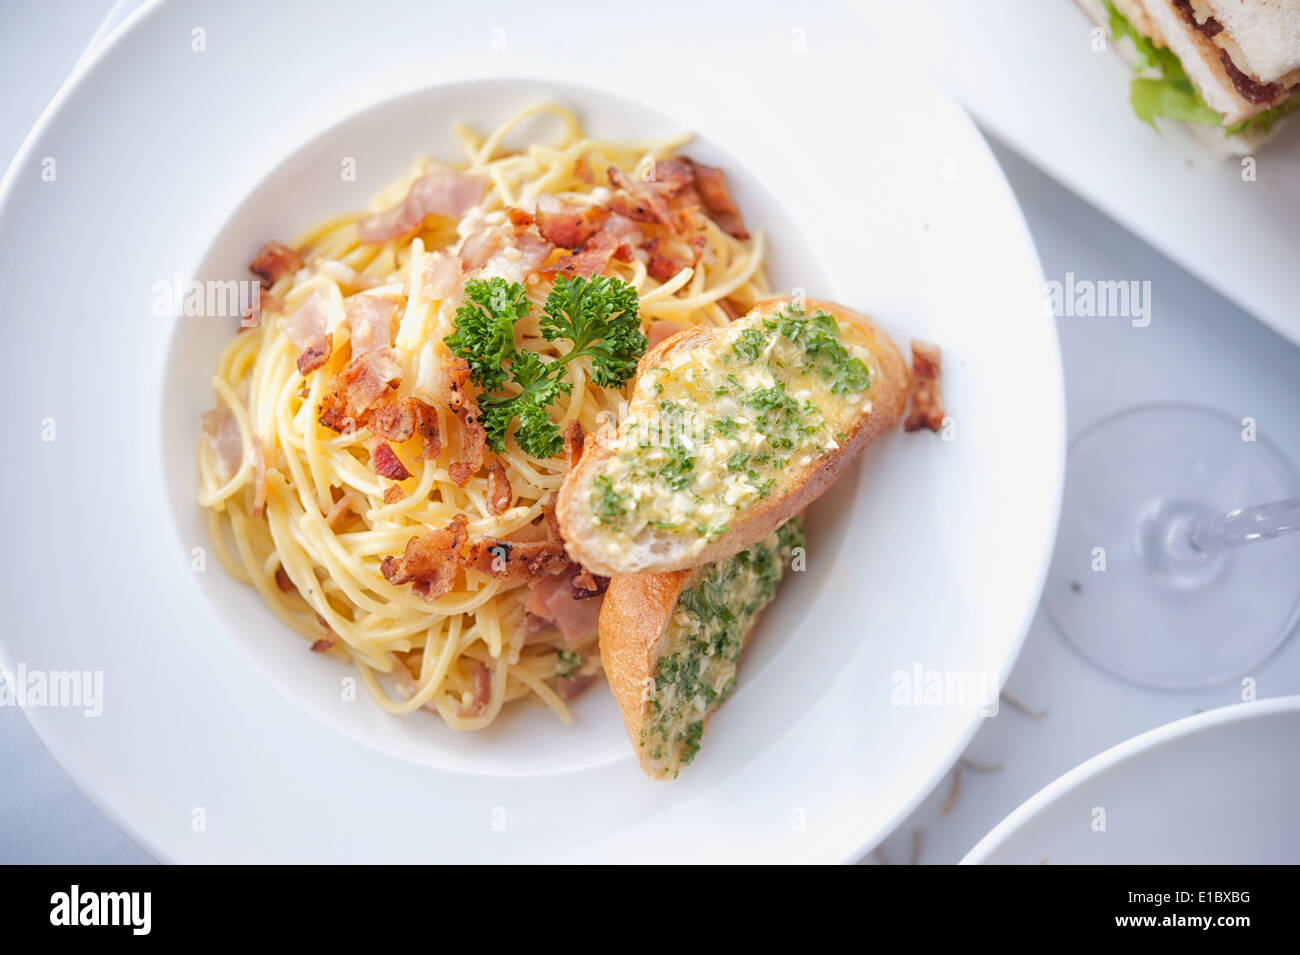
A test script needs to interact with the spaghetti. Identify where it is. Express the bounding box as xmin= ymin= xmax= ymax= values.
xmin=197 ymin=103 xmax=771 ymax=730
